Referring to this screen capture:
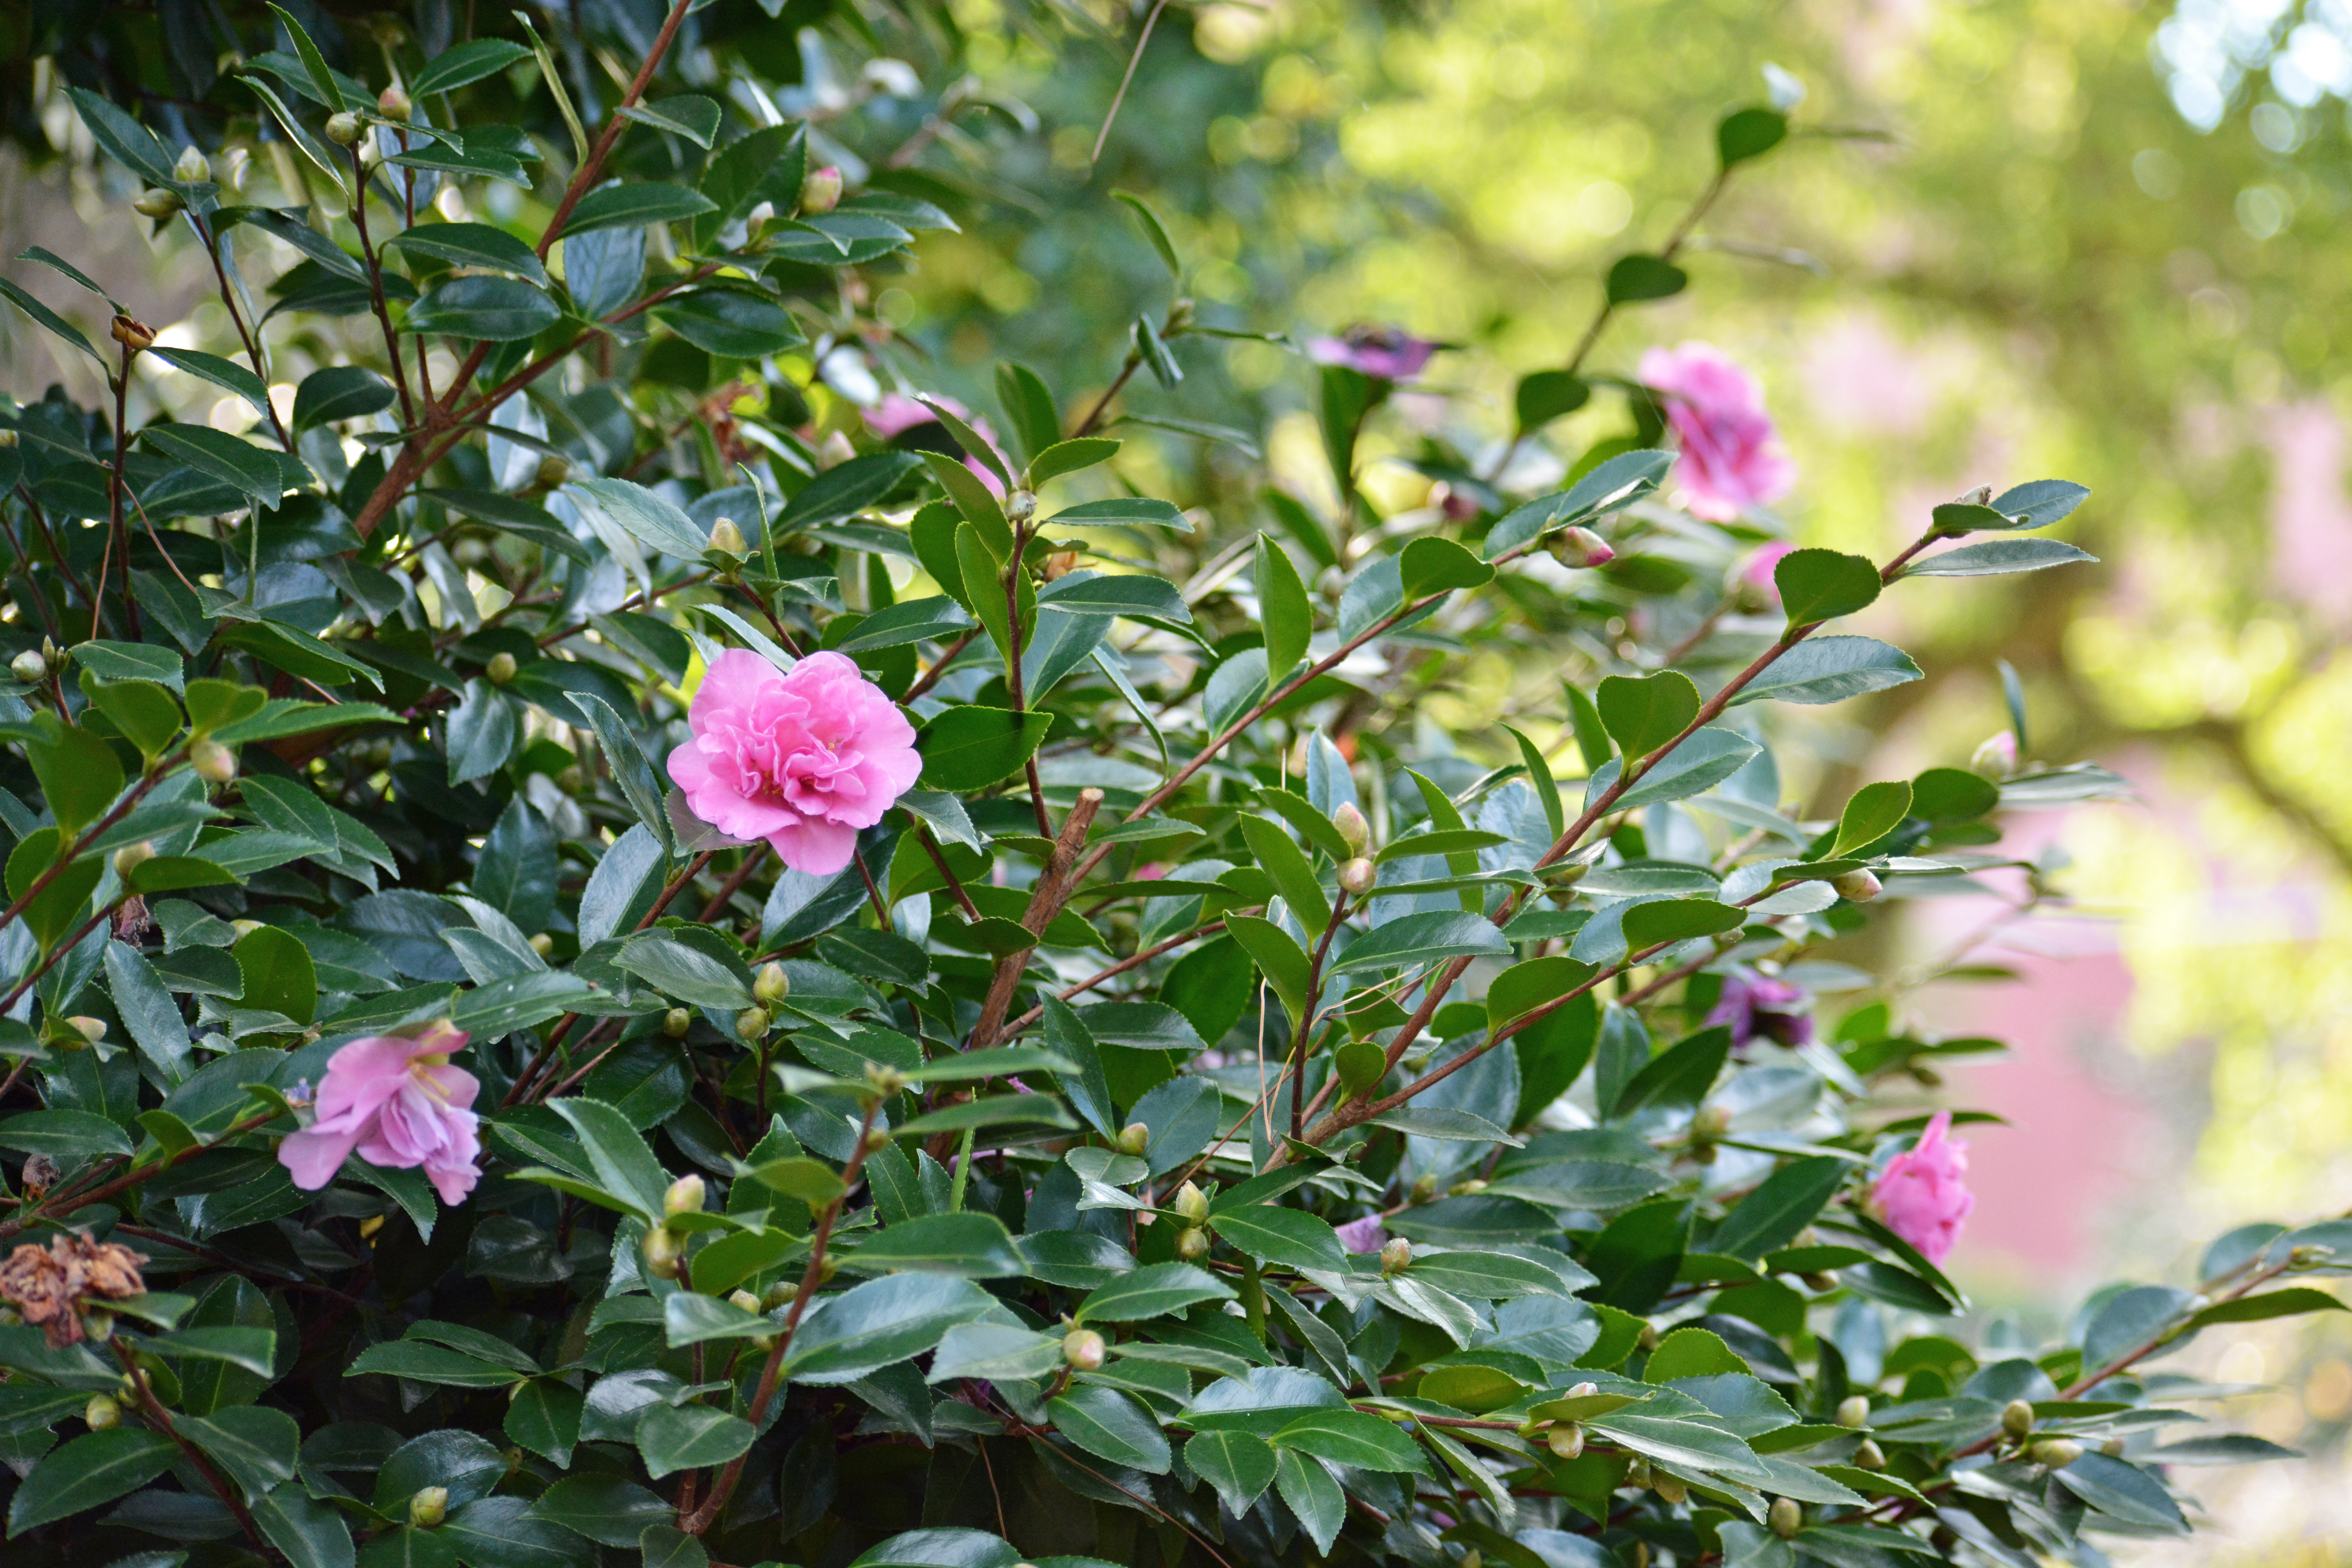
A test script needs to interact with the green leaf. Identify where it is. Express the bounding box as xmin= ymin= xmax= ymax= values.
xmin=292 ymin=366 xmax=396 ymax=430
xmin=2182 ymin=1287 xmax=2349 ymax=1332
xmin=840 ymin=596 xmax=974 ymax=652
xmin=996 ymin=362 xmax=1062 ymax=465
xmin=1906 ymin=538 xmax=2098 ymax=576
xmin=1048 ymin=1384 xmax=1171 ymax=1474
xmin=176 ymin=1403 xmax=299 ymax=1497
xmin=531 ymin=1474 xmax=670 ymax=1547
xmin=1270 ymin=1409 xmax=1425 ymax=1473
xmin=0 ymin=1109 xmax=134 ymax=1159
xmin=1210 ymin=1205 xmax=1347 ymax=1271
xmin=1831 ymin=780 xmax=1913 ymax=858
xmin=1076 ymin=1262 xmax=1235 ymax=1325
xmin=265 ymin=3 xmax=347 ymax=109
xmin=149 ymin=346 xmax=272 ymax=420
xmin=1598 ymin=671 xmax=1700 ymax=759
xmin=1045 ymin=495 xmax=1191 ymax=531
xmin=782 ymin=1272 xmax=998 ymax=1384
xmin=444 ymin=1495 xmax=595 ymax=1568
xmin=1718 ymin=107 xmax=1788 ymax=166
xmin=1398 ymin=536 xmax=1494 ymax=599
xmin=6 ymin=1428 xmax=180 ymax=1534
xmin=1238 ymin=813 xmax=1329 ymax=931
xmin=892 ymin=1095 xmax=1075 ymax=1137
xmin=1274 ymin=1447 xmax=1345 ymax=1554
xmin=1186 ymin=1430 xmax=1278 ymax=1515
xmin=850 ymin=1530 xmax=1023 ymax=1568
xmin=616 ymin=927 xmax=754 ymax=1010
xmin=140 ymin=424 xmax=289 ymax=512
xmin=79 ymin=675 xmax=181 ymax=759
xmin=662 ymin=1292 xmax=775 ymax=1347
xmin=854 ymin=1212 xmax=1026 ymax=1278
xmin=384 ymin=221 xmax=550 ymax=285
xmin=637 ymin=1404 xmax=754 ymax=1480
xmin=925 ymin=451 xmax=1011 ymax=556
xmin=19 ymin=722 xmax=122 ymax=844
xmin=1991 ymin=479 xmax=2091 ymax=530
xmin=348 ymin=1340 xmax=524 ymax=1388
xmin=1773 ymin=548 xmax=1881 ymax=626
xmin=1621 ymin=898 xmax=1744 ymax=953
xmin=1025 ymin=437 xmax=1119 ymax=485
xmin=1710 ymin=1157 xmax=1848 ymax=1261
xmin=65 ymin=85 xmax=177 ymax=185
xmin=1728 ymin=635 xmax=1922 ymax=707
xmin=2051 ymin=1452 xmax=2188 ymax=1532
xmin=412 ymin=37 xmax=534 ymax=94
xmin=403 ymin=276 xmax=561 ymax=341
xmin=653 ymin=288 xmax=804 ymax=358
xmin=1607 ymin=254 xmax=1688 ymax=304
xmin=1255 ymin=532 xmax=1313 ymax=686
xmin=691 ymin=125 xmax=806 ymax=252
xmin=234 ymin=923 xmax=318 ymax=1025
xmin=619 ymin=94 xmax=721 ymax=148
xmin=1034 ymin=572 xmax=1190 ymax=622
xmin=1337 ymin=911 xmax=1510 ymax=975
xmin=253 ymin=1487 xmax=354 ymax=1568
xmin=564 ymin=182 xmax=719 ymax=238
xmin=1585 ymin=727 xmax=1759 ymax=814
xmin=1515 ymin=369 xmax=1590 ymax=432
xmin=550 ymin=1096 xmax=672 ymax=1221
xmin=1114 ymin=191 xmax=1183 ymax=275
xmin=1615 ymin=1027 xmax=1730 ymax=1120
xmin=916 ymin=706 xmax=1053 ymax=791
xmin=1225 ymin=915 xmax=1312 ymax=1016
